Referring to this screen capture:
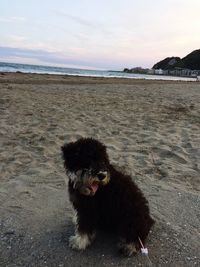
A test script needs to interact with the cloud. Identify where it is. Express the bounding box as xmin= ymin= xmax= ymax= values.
xmin=0 ymin=17 xmax=10 ymax=23
xmin=0 ymin=16 xmax=26 ymax=23
xmin=10 ymin=35 xmax=27 ymax=42
xmin=54 ymin=10 xmax=96 ymax=28
xmin=10 ymin=16 xmax=26 ymax=21
xmin=1 ymin=36 xmax=63 ymax=54
xmin=0 ymin=46 xmax=107 ymax=69
xmin=0 ymin=47 xmax=73 ymax=64
xmin=53 ymin=10 xmax=112 ymax=36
